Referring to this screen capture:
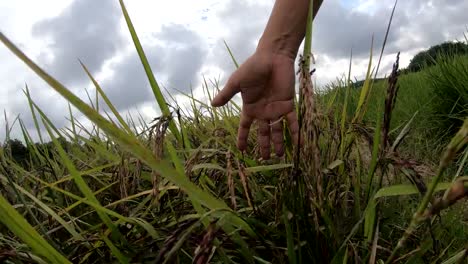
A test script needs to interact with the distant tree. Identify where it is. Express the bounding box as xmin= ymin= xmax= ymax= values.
xmin=407 ymin=41 xmax=468 ymax=72
xmin=3 ymin=139 xmax=29 ymax=165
